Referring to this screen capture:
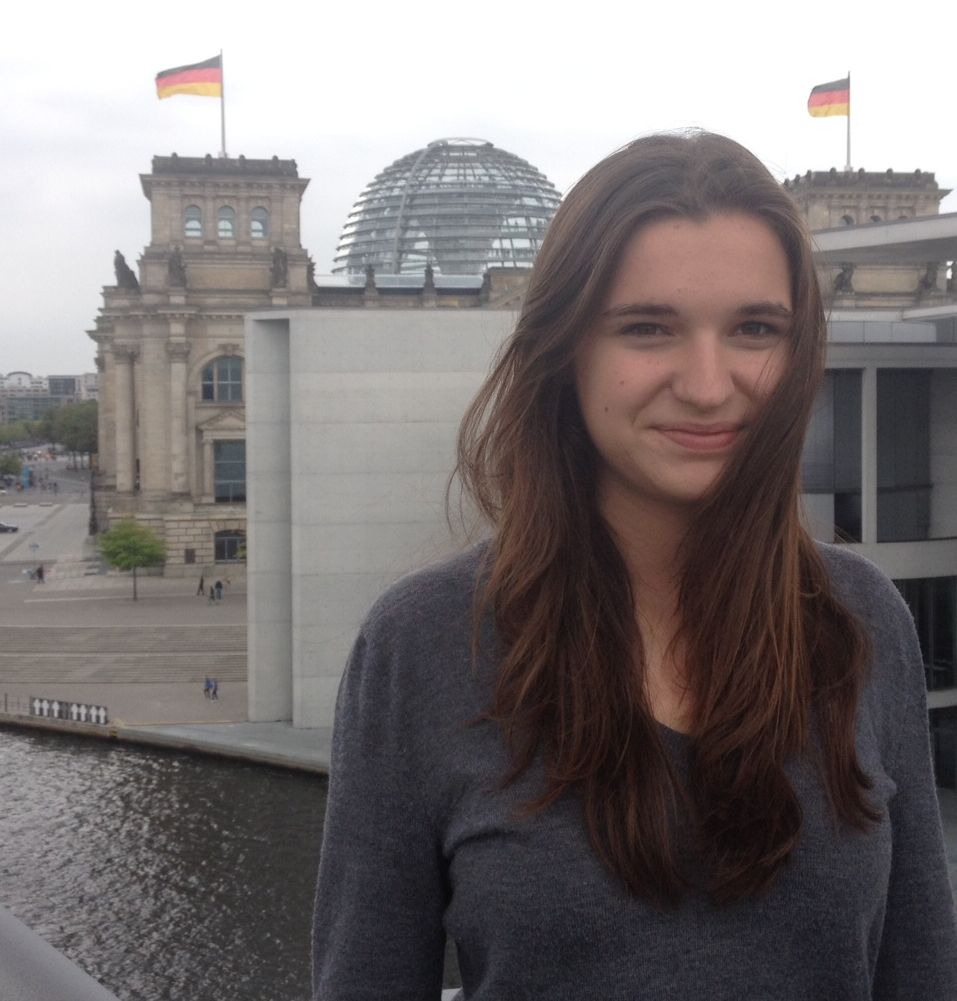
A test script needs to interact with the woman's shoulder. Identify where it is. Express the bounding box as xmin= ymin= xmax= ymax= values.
xmin=361 ymin=539 xmax=491 ymax=643
xmin=815 ymin=541 xmax=924 ymax=744
xmin=815 ymin=541 xmax=910 ymax=626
